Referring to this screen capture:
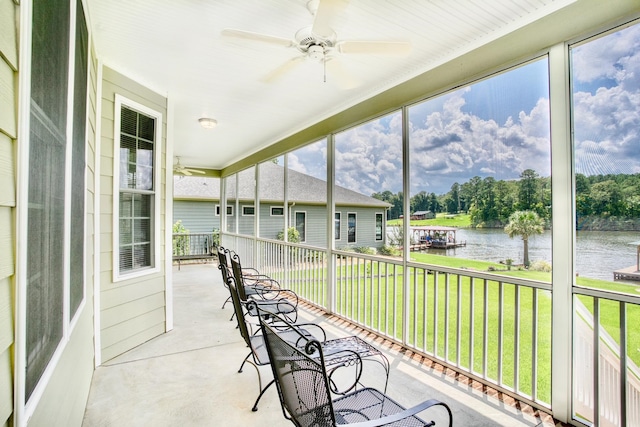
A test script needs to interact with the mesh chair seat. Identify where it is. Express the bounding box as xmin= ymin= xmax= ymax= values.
xmin=332 ymin=388 xmax=433 ymax=426
xmin=259 ymin=309 xmax=453 ymax=427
